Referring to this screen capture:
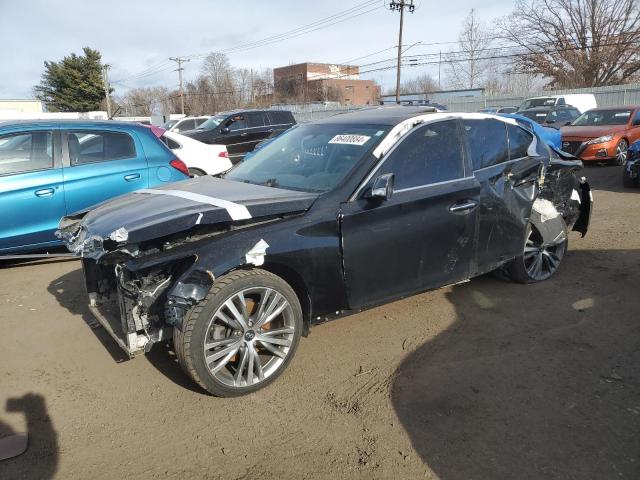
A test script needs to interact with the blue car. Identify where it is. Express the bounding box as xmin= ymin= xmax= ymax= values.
xmin=0 ymin=120 xmax=189 ymax=254
xmin=499 ymin=113 xmax=562 ymax=149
